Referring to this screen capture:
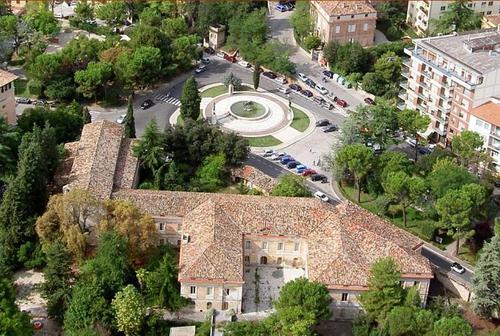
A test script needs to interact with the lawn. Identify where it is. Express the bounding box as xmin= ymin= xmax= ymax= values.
xmin=14 ymin=79 xmax=31 ymax=98
xmin=290 ymin=107 xmax=310 ymax=132
xmin=246 ymin=135 xmax=282 ymax=147
xmin=231 ymin=101 xmax=266 ymax=118
xmin=200 ymin=85 xmax=254 ymax=98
